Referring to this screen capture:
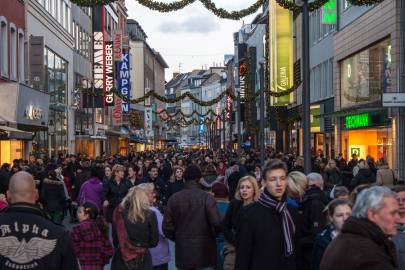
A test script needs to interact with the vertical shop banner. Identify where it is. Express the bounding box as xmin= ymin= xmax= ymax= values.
xmin=226 ymin=94 xmax=231 ymax=121
xmin=119 ymin=53 xmax=130 ymax=112
xmin=217 ymin=104 xmax=220 ymax=128
xmin=93 ymin=31 xmax=104 ymax=108
xmin=270 ymin=0 xmax=293 ymax=105
xmin=104 ymin=41 xmax=114 ymax=106
xmin=29 ymin=36 xmax=45 ymax=85
xmin=145 ymin=108 xmax=153 ymax=137
xmin=384 ymin=41 xmax=391 ymax=92
xmin=322 ymin=0 xmax=337 ymax=25
xmin=199 ymin=117 xmax=205 ymax=132
xmin=152 ymin=104 xmax=156 ymax=121
xmin=111 ymin=97 xmax=122 ymax=126
xmin=112 ymin=30 xmax=122 ymax=61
